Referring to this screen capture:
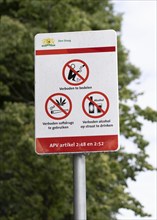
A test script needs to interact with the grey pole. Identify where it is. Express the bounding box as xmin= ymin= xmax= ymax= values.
xmin=73 ymin=154 xmax=86 ymax=220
